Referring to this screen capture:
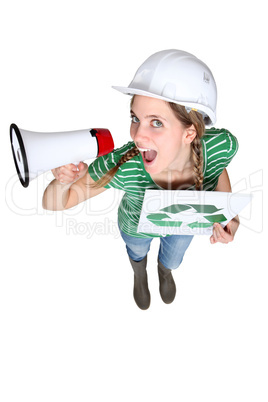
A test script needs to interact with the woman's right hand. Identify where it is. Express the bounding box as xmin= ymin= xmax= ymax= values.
xmin=52 ymin=162 xmax=88 ymax=185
